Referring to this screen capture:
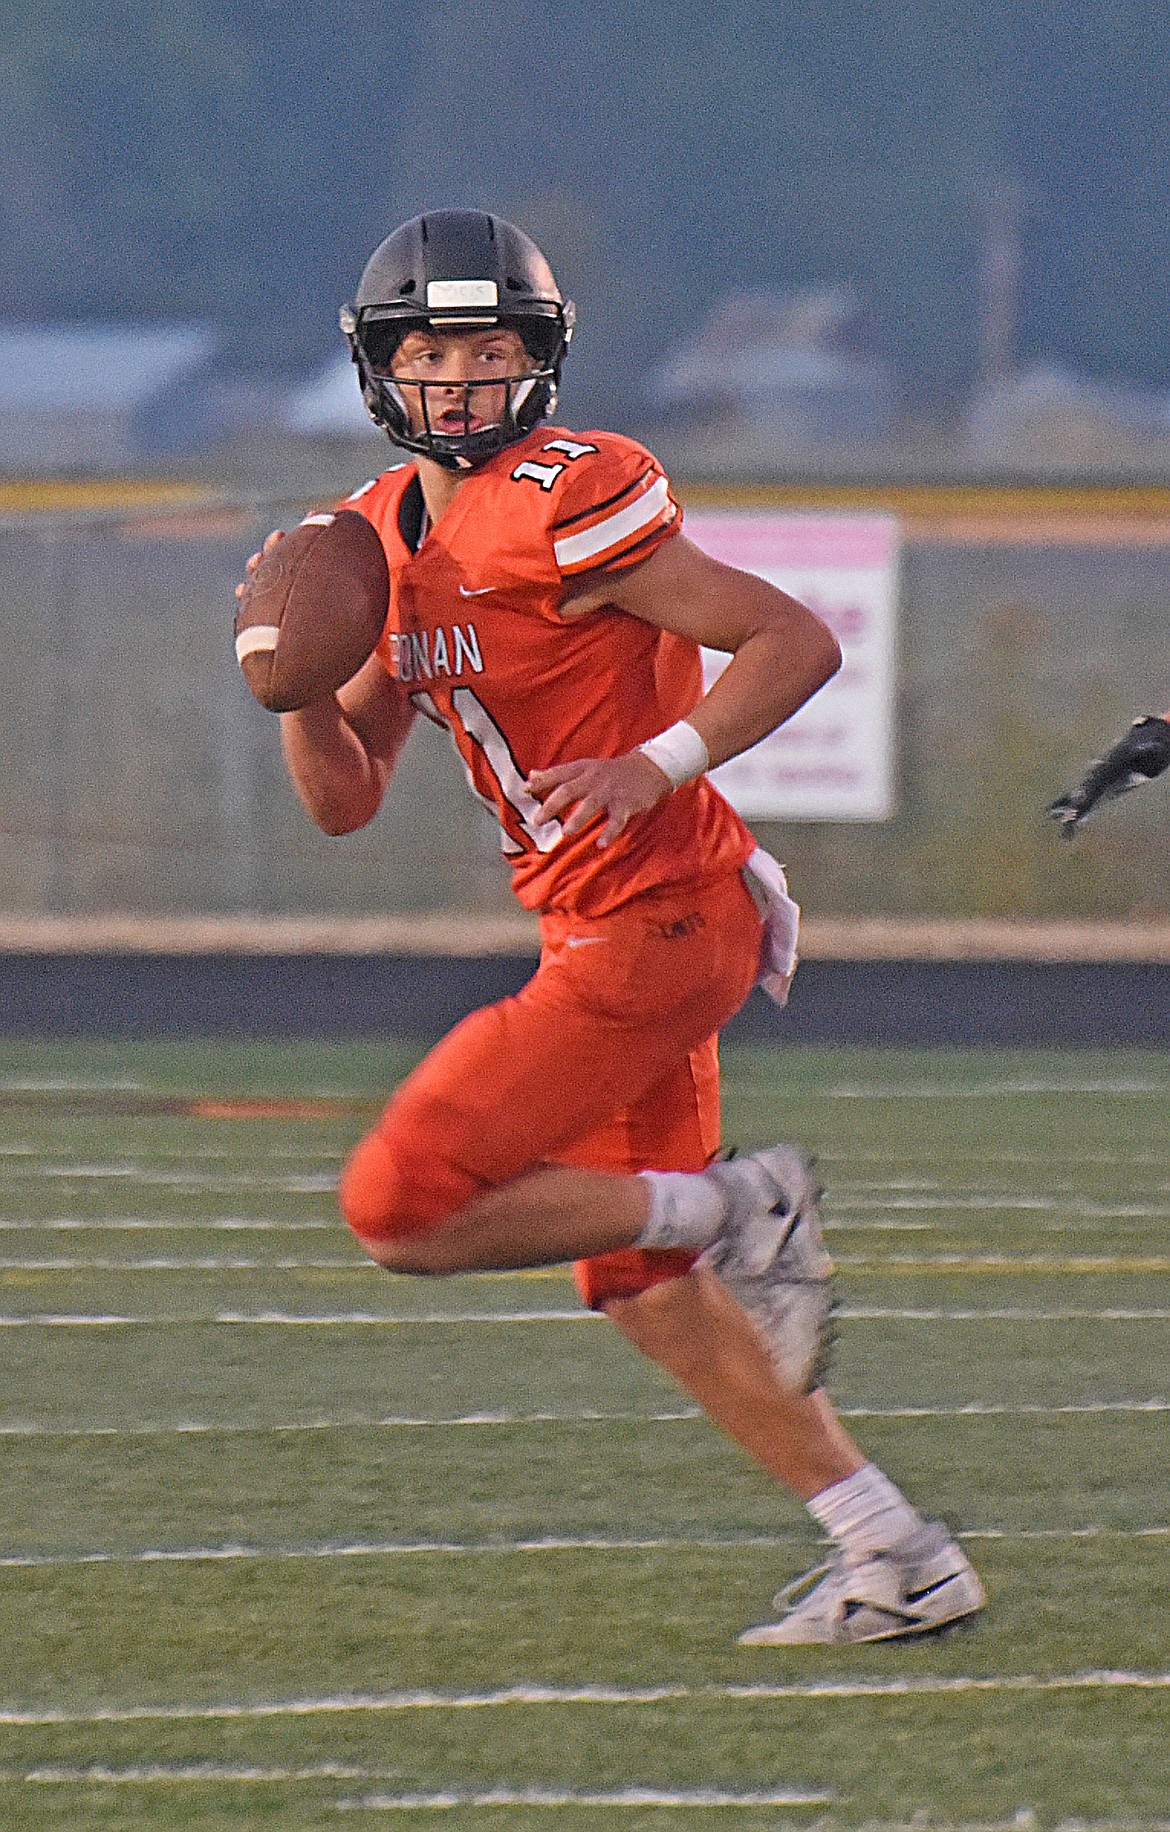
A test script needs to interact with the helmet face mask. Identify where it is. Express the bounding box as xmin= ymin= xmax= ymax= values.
xmin=340 ymin=211 xmax=575 ymax=471
xmin=375 ymin=366 xmax=551 ymax=472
